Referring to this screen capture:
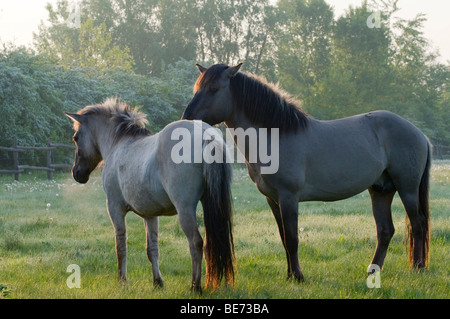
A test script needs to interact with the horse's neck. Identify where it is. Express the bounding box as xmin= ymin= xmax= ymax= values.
xmin=225 ymin=111 xmax=273 ymax=166
xmin=92 ymin=124 xmax=117 ymax=161
xmin=225 ymin=108 xmax=255 ymax=133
